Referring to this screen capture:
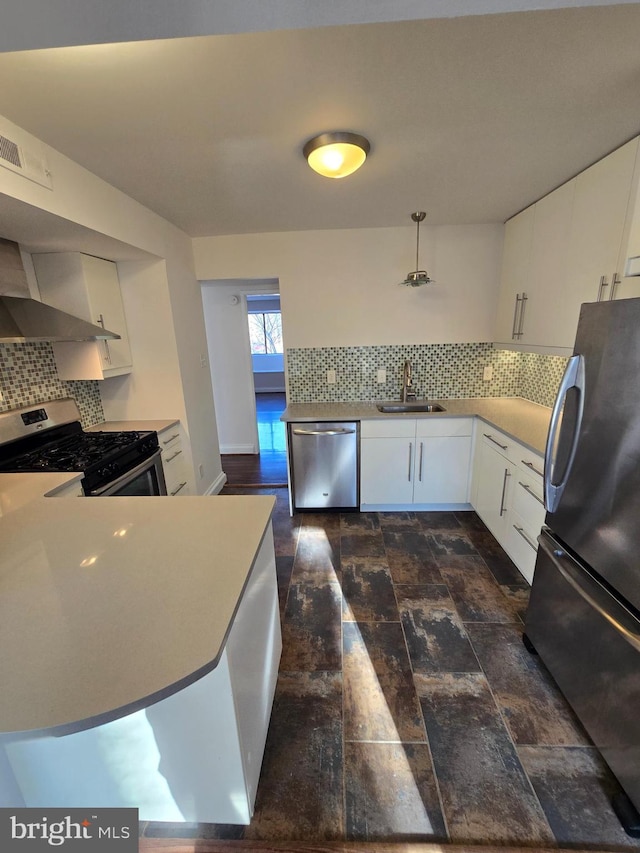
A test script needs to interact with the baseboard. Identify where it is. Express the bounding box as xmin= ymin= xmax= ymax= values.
xmin=206 ymin=471 xmax=228 ymax=495
xmin=219 ymin=444 xmax=257 ymax=454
